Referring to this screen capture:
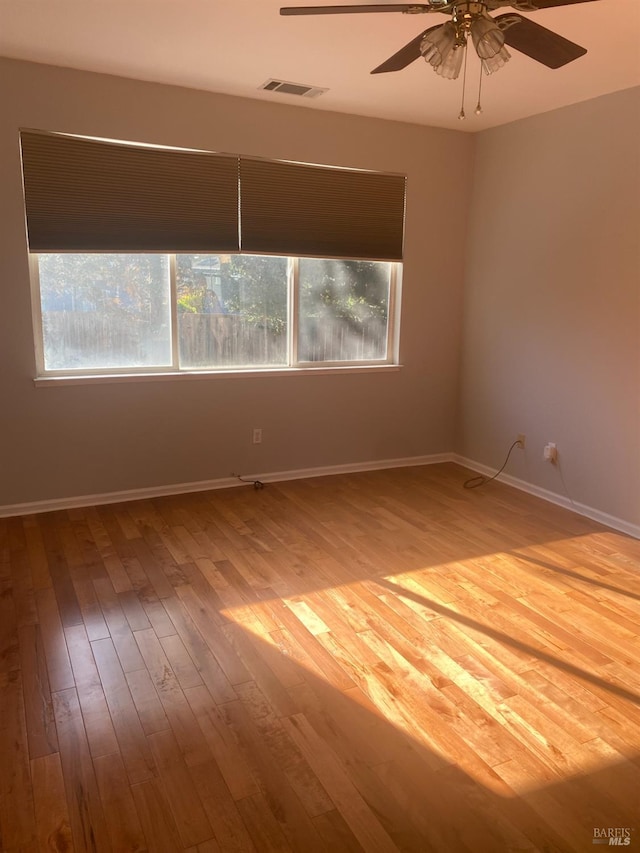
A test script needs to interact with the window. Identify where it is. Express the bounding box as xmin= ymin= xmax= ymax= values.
xmin=38 ymin=254 xmax=172 ymax=371
xmin=33 ymin=253 xmax=397 ymax=375
xmin=176 ymin=254 xmax=289 ymax=370
xmin=21 ymin=130 xmax=405 ymax=378
xmin=297 ymin=258 xmax=392 ymax=363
